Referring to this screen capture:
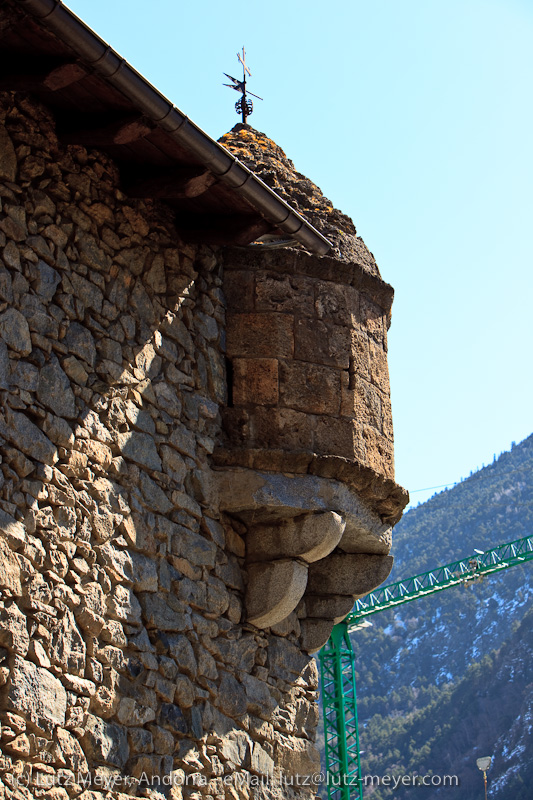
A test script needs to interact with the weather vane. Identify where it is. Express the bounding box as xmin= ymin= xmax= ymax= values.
xmin=223 ymin=47 xmax=263 ymax=124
